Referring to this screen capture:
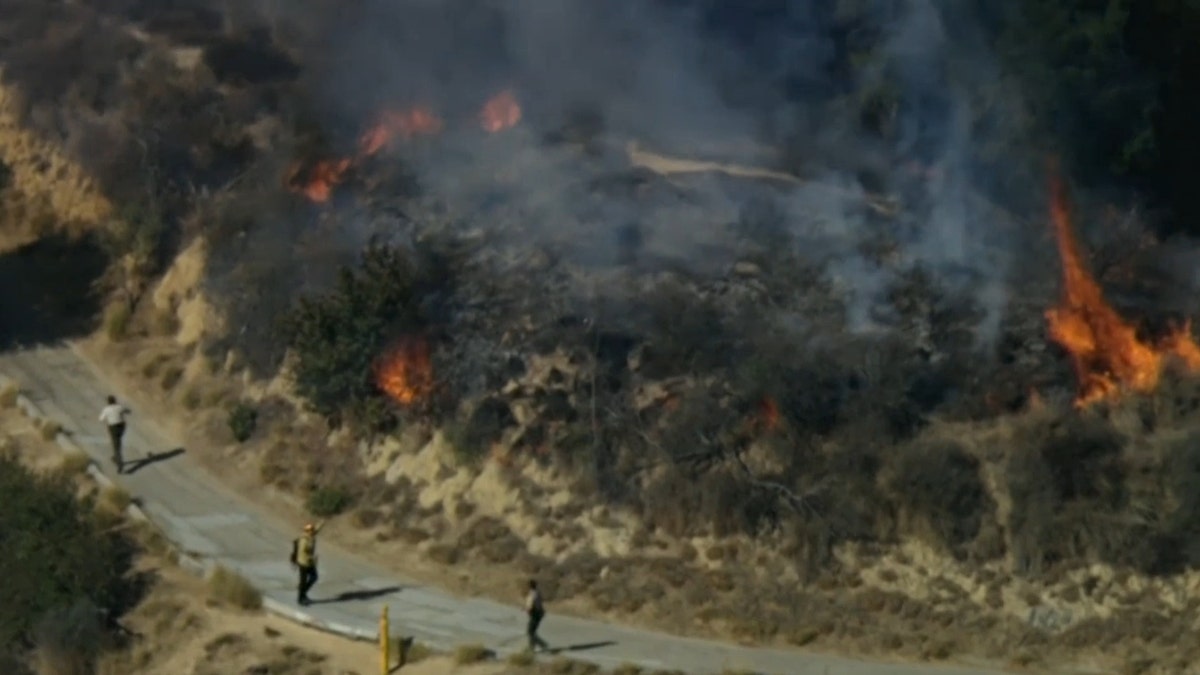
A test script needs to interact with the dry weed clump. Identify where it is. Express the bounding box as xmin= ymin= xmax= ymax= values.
xmin=544 ymin=656 xmax=601 ymax=674
xmin=452 ymin=643 xmax=493 ymax=664
xmin=0 ymin=381 xmax=18 ymax=407
xmin=396 ymin=638 xmax=432 ymax=665
xmin=103 ymin=303 xmax=131 ymax=342
xmin=506 ymin=650 xmax=535 ymax=667
xmin=205 ymin=565 xmax=262 ymax=610
xmin=98 ymin=485 xmax=132 ymax=513
xmin=37 ymin=418 xmax=63 ymax=441
xmin=58 ymin=450 xmax=92 ymax=474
